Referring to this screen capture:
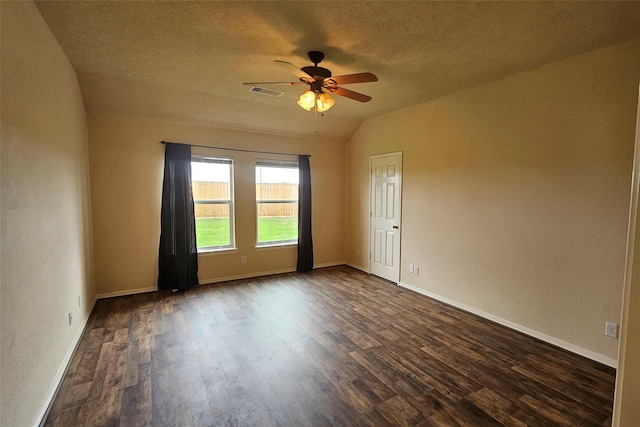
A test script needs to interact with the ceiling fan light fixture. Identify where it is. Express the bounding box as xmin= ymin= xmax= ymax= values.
xmin=316 ymin=91 xmax=335 ymax=112
xmin=244 ymin=50 xmax=378 ymax=113
xmin=246 ymin=51 xmax=377 ymax=113
xmin=297 ymin=90 xmax=315 ymax=111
